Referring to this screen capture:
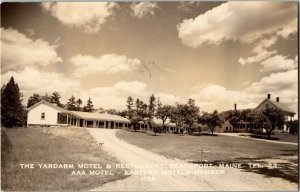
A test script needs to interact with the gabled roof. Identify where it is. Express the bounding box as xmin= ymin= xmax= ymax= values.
xmin=256 ymin=98 xmax=296 ymax=115
xmin=27 ymin=100 xmax=68 ymax=113
xmin=69 ymin=111 xmax=130 ymax=122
